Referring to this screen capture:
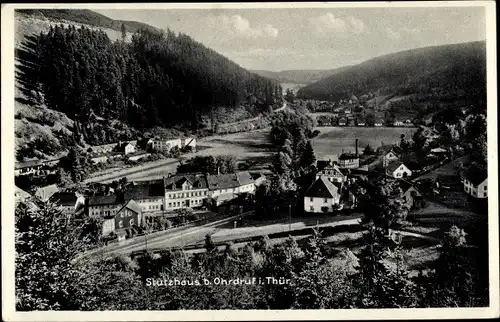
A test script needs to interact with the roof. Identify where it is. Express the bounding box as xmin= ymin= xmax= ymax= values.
xmin=338 ymin=153 xmax=359 ymax=160
xmin=305 ymin=177 xmax=340 ymax=198
xmin=386 ymin=161 xmax=406 ymax=173
xmin=50 ymin=192 xmax=79 ymax=206
xmin=164 ymin=174 xmax=208 ymax=190
xmin=207 ymin=171 xmax=254 ymax=190
xmin=464 ymin=163 xmax=487 ymax=186
xmin=124 ymin=182 xmax=164 ymax=200
xmin=399 ymin=180 xmax=421 ymax=195
xmin=380 ymin=145 xmax=403 ymax=156
xmin=430 ymin=147 xmax=448 ymax=153
xmin=34 ymin=184 xmax=59 ymax=201
xmin=116 ymin=200 xmax=142 ymax=215
xmin=15 ymin=186 xmax=31 ymax=200
xmin=88 ymin=194 xmax=119 ymax=206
